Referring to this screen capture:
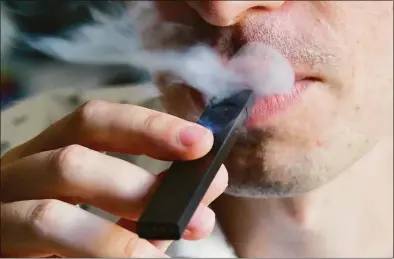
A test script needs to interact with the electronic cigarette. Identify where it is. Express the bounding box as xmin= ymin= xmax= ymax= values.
xmin=136 ymin=89 xmax=255 ymax=240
